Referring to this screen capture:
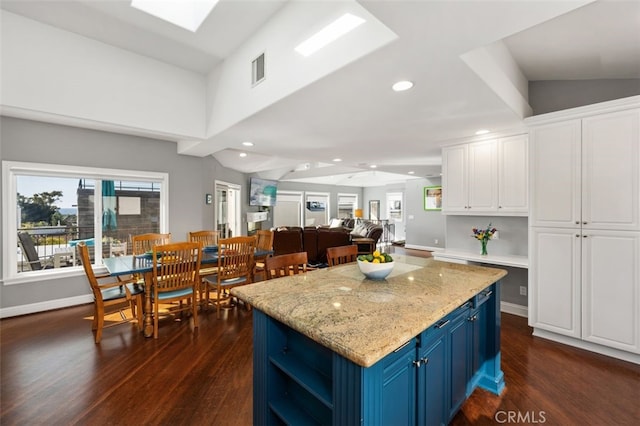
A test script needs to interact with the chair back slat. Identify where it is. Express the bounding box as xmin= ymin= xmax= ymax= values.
xmin=255 ymin=230 xmax=274 ymax=252
xmin=218 ymin=236 xmax=255 ymax=282
xmin=131 ymin=233 xmax=171 ymax=255
xmin=327 ymin=245 xmax=358 ymax=267
xmin=265 ymin=252 xmax=308 ymax=279
xmin=152 ymin=242 xmax=201 ymax=292
xmin=188 ymin=230 xmax=219 ymax=248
